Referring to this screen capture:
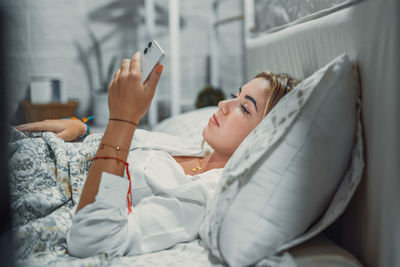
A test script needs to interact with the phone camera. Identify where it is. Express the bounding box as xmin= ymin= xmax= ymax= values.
xmin=144 ymin=48 xmax=148 ymax=54
xmin=148 ymin=41 xmax=152 ymax=48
